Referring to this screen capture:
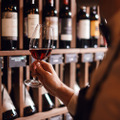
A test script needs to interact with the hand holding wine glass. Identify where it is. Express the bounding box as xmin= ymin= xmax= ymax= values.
xmin=30 ymin=60 xmax=74 ymax=106
xmin=24 ymin=24 xmax=53 ymax=88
